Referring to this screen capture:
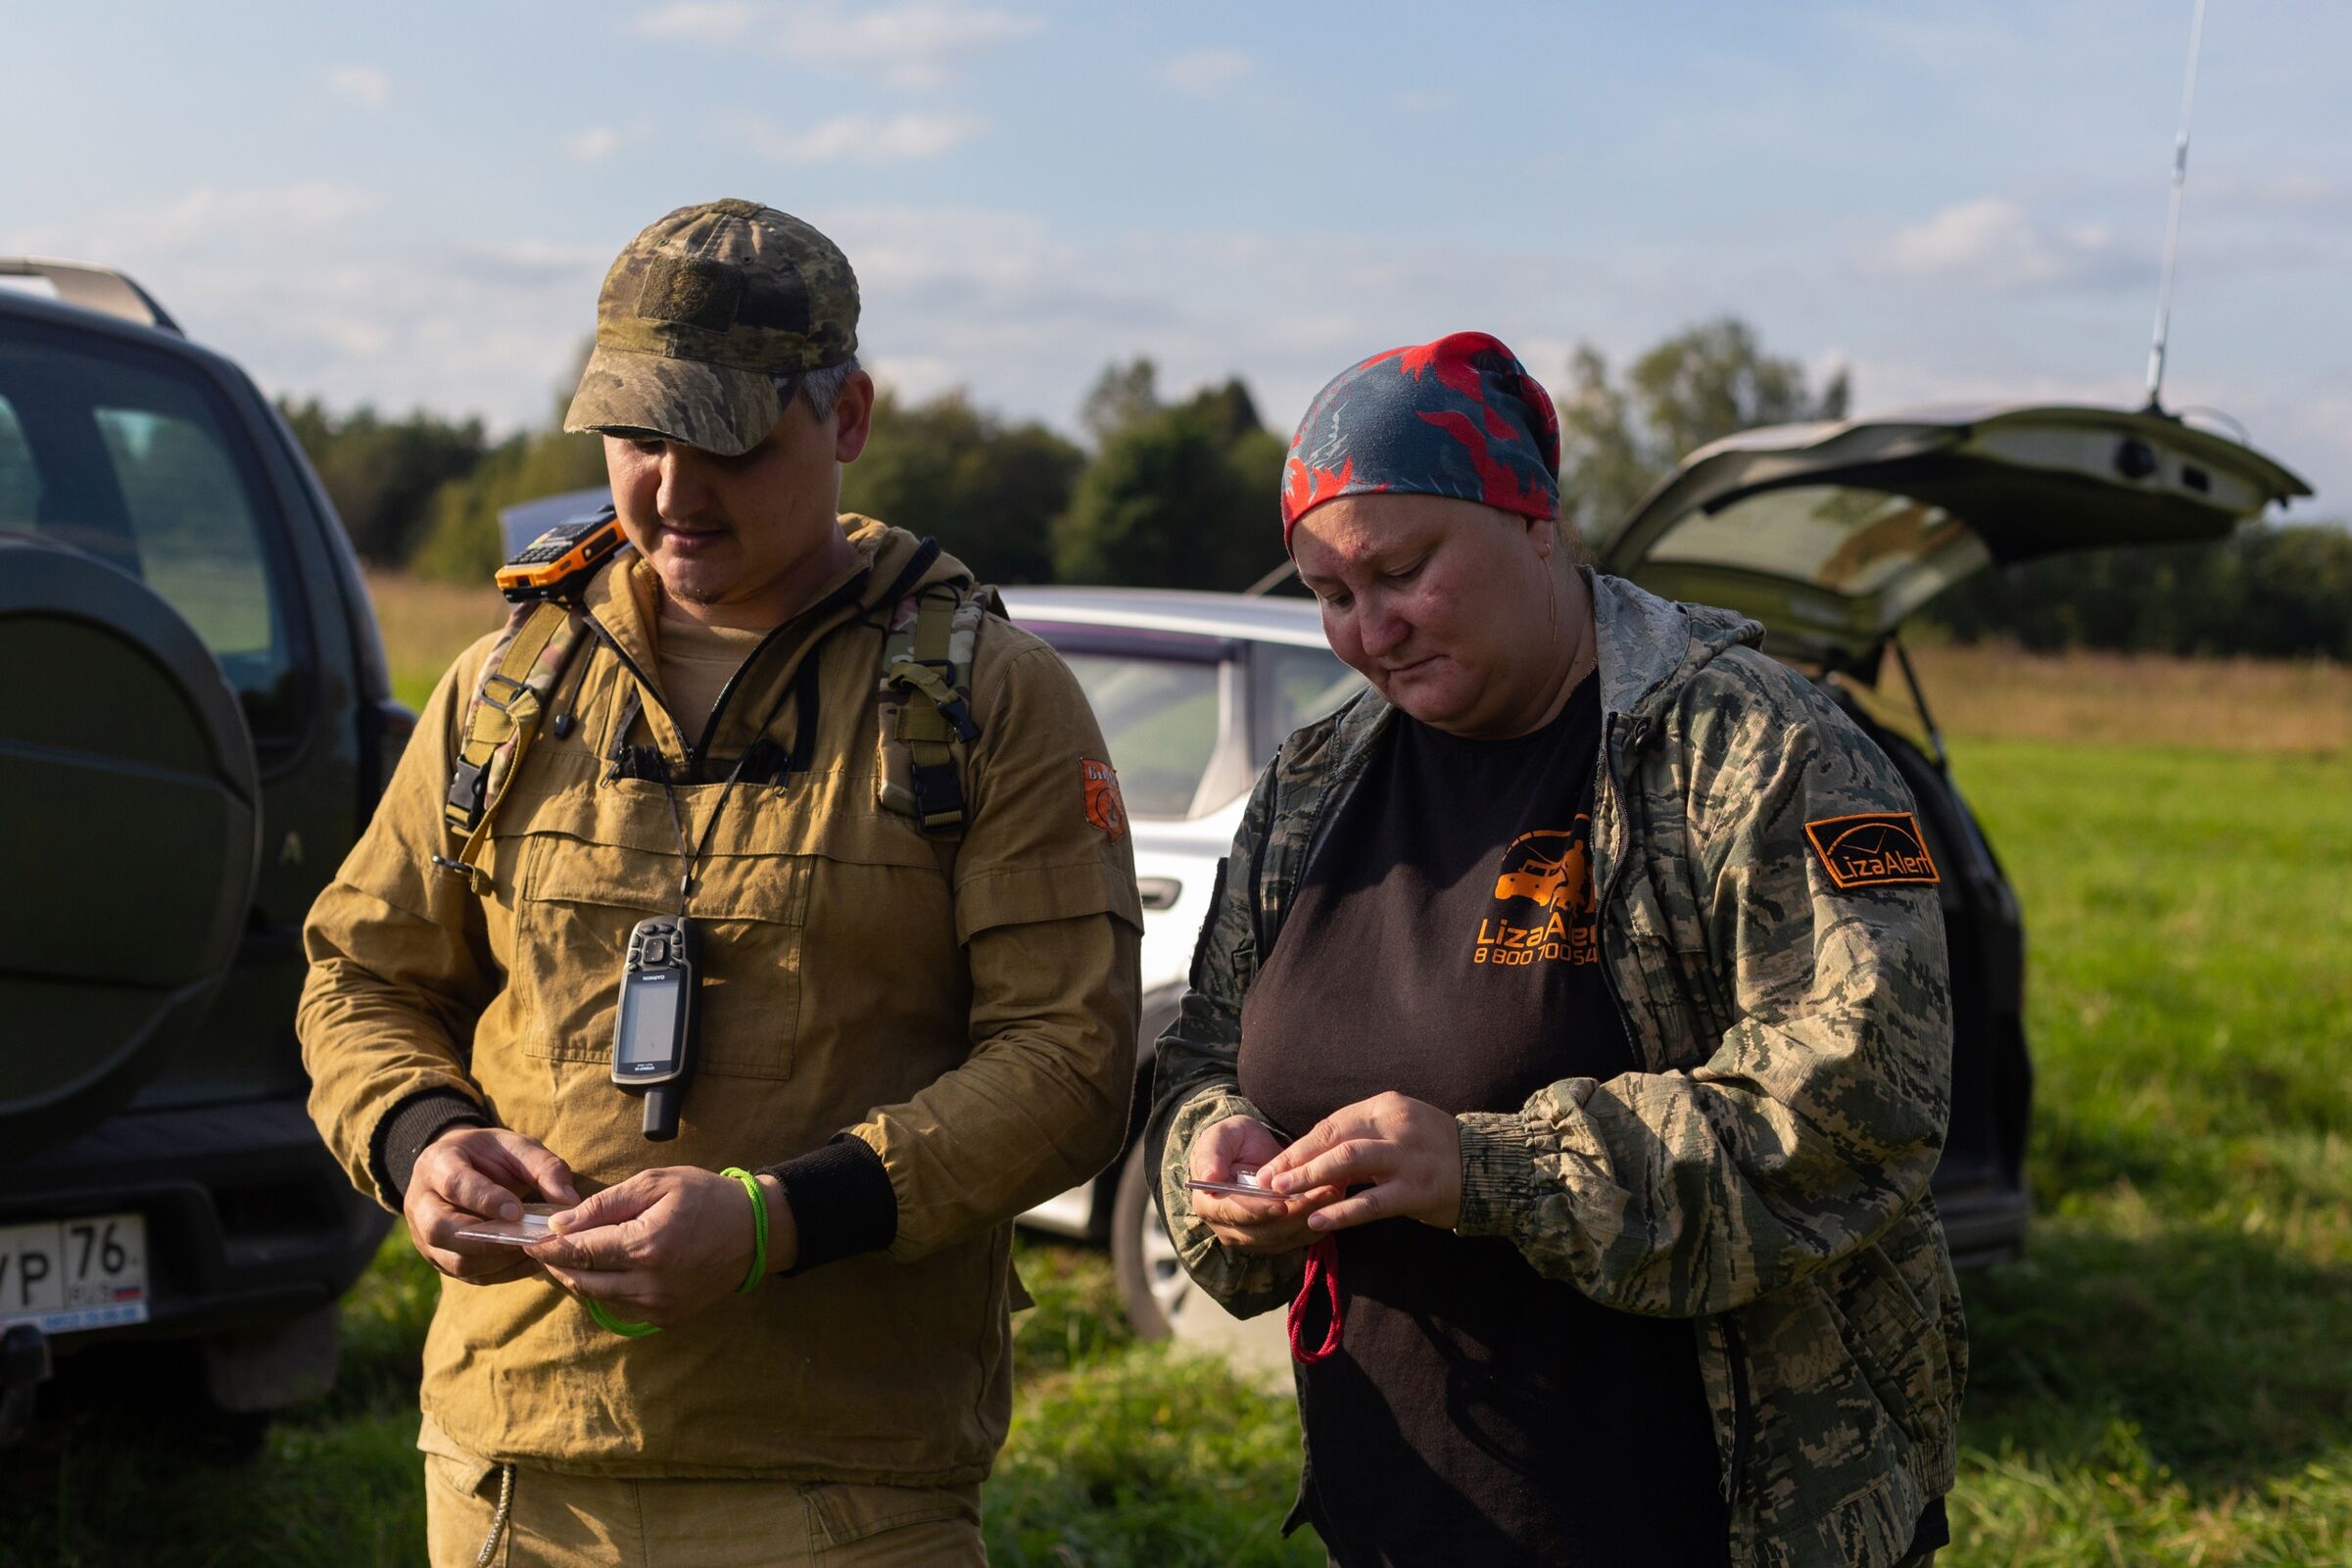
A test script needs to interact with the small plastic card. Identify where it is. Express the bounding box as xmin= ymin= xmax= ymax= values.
xmin=453 ymin=1202 xmax=567 ymax=1247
